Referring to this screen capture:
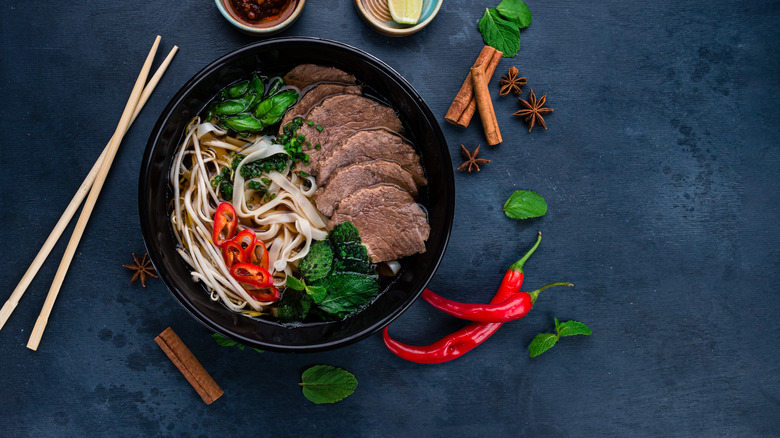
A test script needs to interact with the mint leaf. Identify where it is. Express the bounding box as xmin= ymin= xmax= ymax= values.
xmin=503 ymin=190 xmax=547 ymax=219
xmin=299 ymin=365 xmax=357 ymax=404
xmin=314 ymin=273 xmax=380 ymax=319
xmin=286 ymin=275 xmax=306 ymax=291
xmin=211 ymin=332 xmax=240 ymax=348
xmin=556 ymin=320 xmax=592 ymax=337
xmin=305 ymin=285 xmax=328 ymax=304
xmin=211 ymin=333 xmax=263 ymax=353
xmin=528 ymin=333 xmax=559 ymax=358
xmin=496 ymin=0 xmax=532 ymax=28
xmin=478 ymin=8 xmax=522 ymax=57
